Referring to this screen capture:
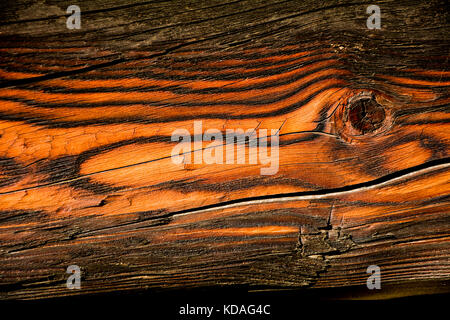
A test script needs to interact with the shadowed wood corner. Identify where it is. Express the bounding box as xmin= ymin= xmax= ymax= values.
xmin=0 ymin=0 xmax=449 ymax=300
